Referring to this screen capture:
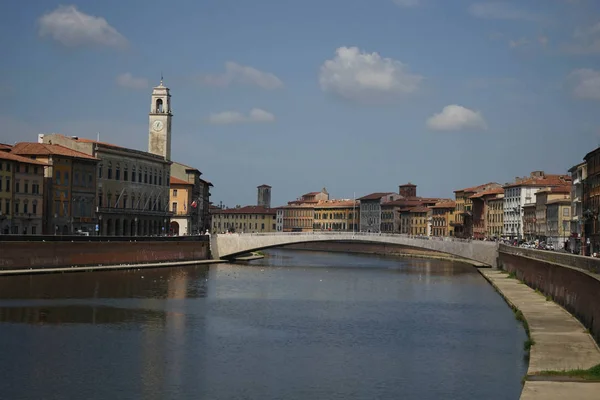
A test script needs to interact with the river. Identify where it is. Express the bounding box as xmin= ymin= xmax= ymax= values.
xmin=0 ymin=249 xmax=527 ymax=399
